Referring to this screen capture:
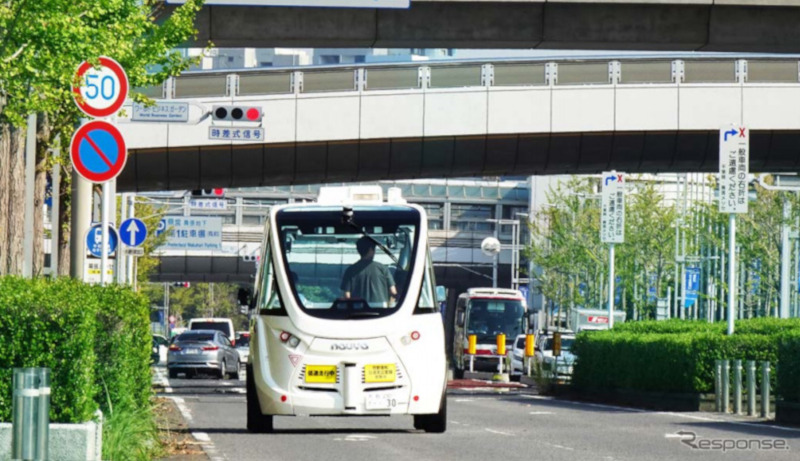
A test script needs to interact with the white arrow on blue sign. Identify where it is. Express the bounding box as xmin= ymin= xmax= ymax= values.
xmin=120 ymin=218 xmax=147 ymax=247
xmin=85 ymin=223 xmax=118 ymax=258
